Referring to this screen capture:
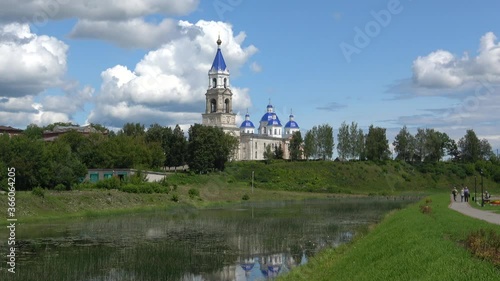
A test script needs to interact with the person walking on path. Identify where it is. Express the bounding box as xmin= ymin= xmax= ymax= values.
xmin=464 ymin=186 xmax=470 ymax=202
xmin=451 ymin=187 xmax=458 ymax=201
xmin=450 ymin=194 xmax=500 ymax=225
xmin=460 ymin=187 xmax=465 ymax=202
